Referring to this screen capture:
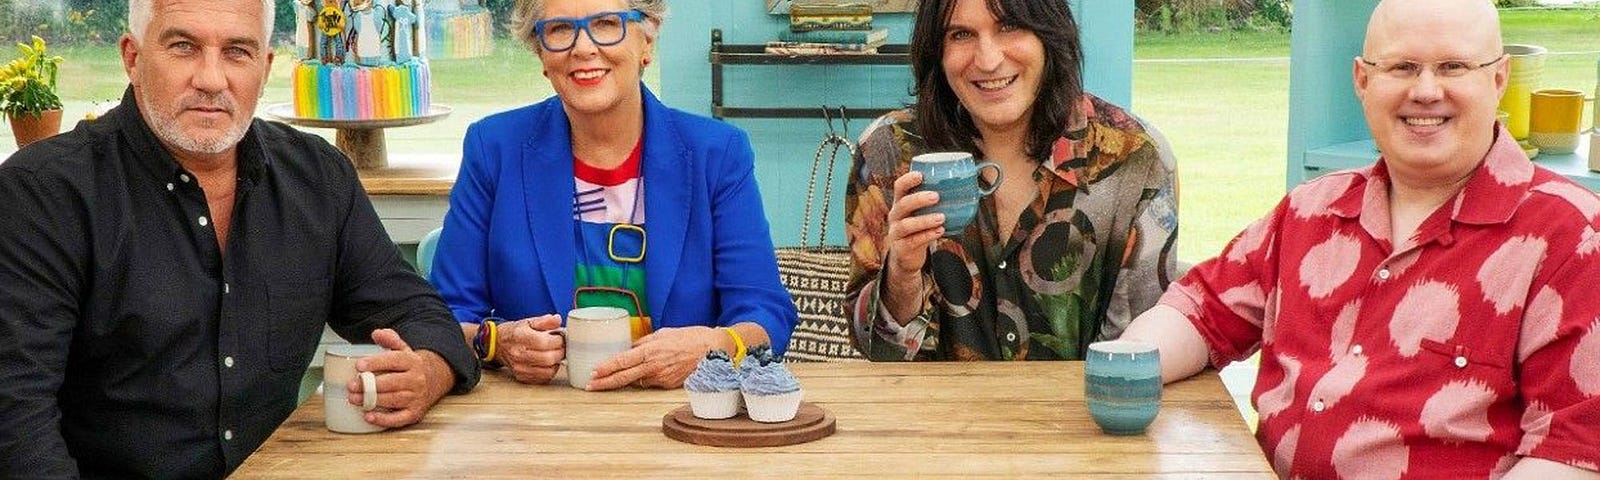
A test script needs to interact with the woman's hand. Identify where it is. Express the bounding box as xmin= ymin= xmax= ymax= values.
xmin=585 ymin=326 xmax=718 ymax=391
xmin=494 ymin=315 xmax=565 ymax=384
xmin=883 ymin=171 xmax=944 ymax=320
